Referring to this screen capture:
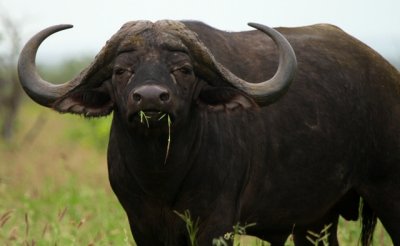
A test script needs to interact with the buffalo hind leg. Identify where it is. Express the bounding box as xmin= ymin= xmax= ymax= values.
xmin=292 ymin=190 xmax=360 ymax=246
xmin=359 ymin=184 xmax=400 ymax=245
